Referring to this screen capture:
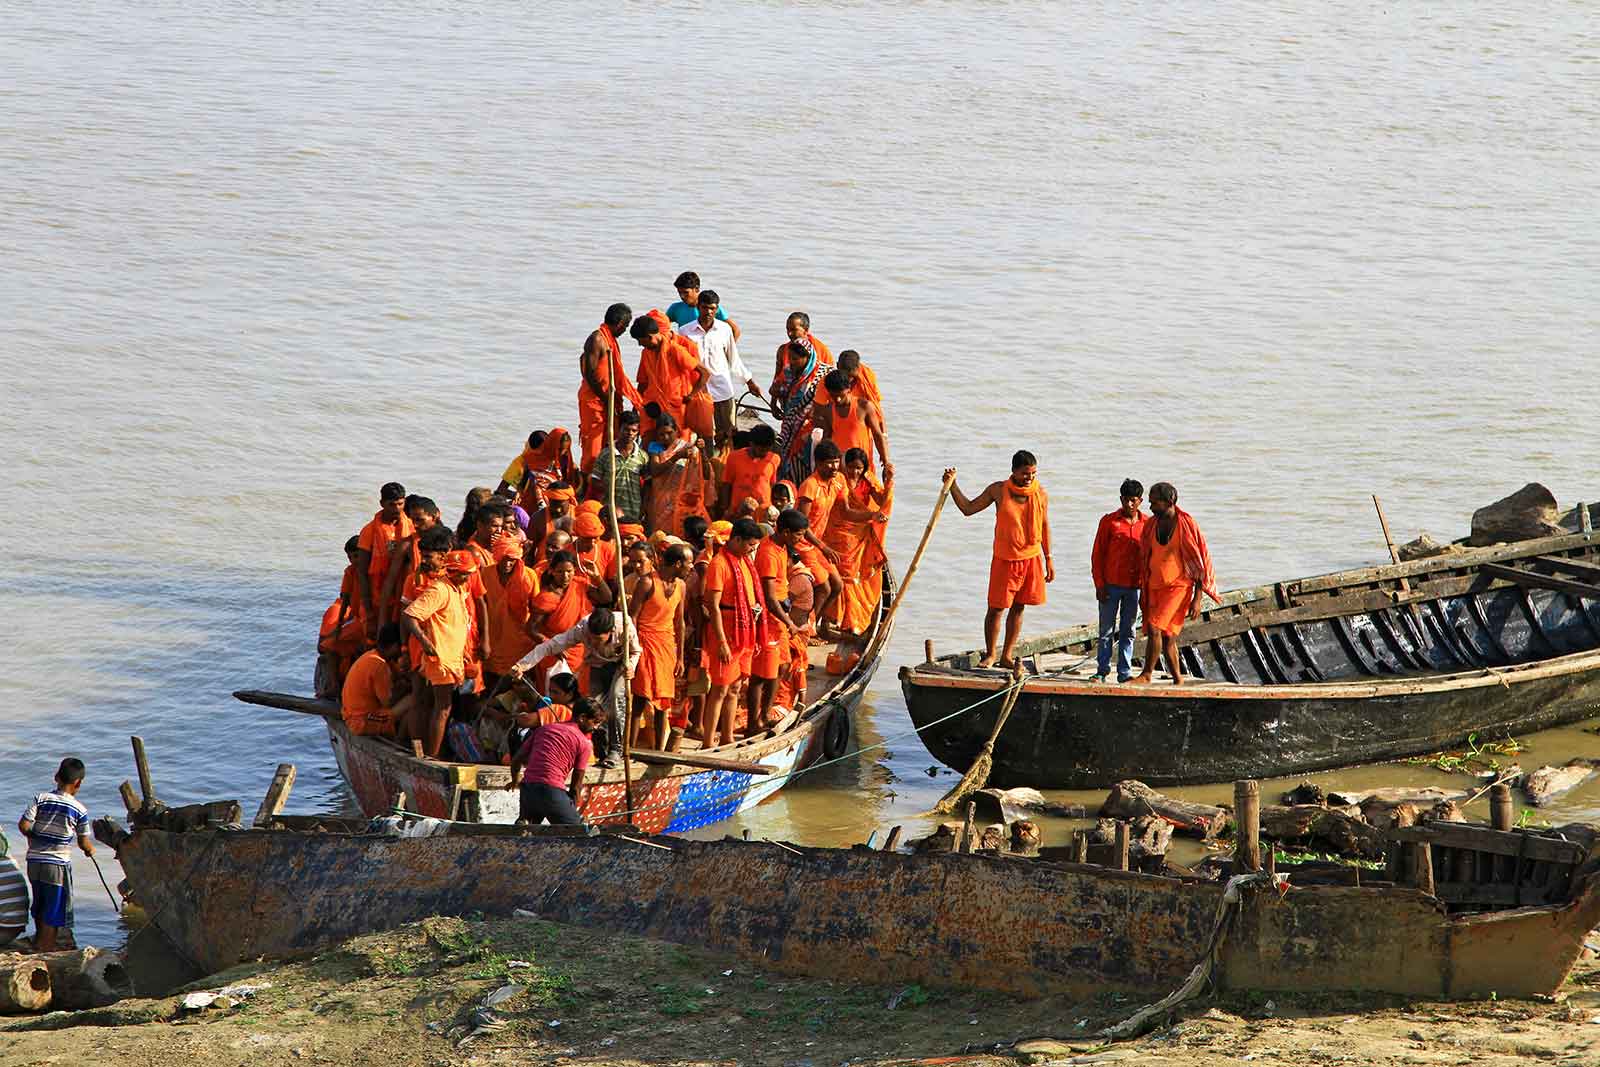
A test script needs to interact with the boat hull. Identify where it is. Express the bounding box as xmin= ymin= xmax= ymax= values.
xmin=902 ymin=653 xmax=1600 ymax=789
xmin=103 ymin=822 xmax=1600 ymax=1000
